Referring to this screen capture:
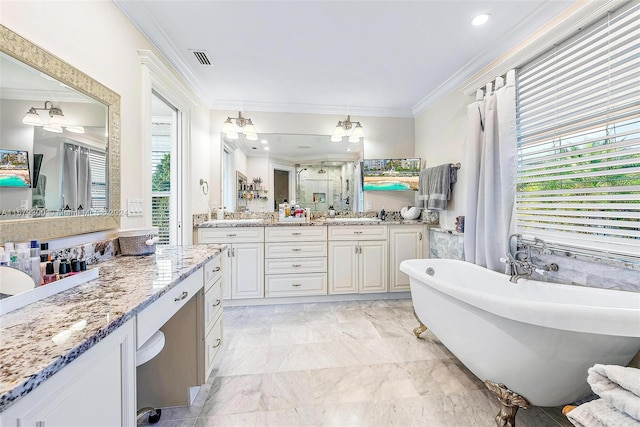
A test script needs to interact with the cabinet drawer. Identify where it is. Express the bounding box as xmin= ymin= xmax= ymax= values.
xmin=204 ymin=317 xmax=223 ymax=379
xmin=204 ymin=278 xmax=223 ymax=332
xmin=265 ymin=257 xmax=327 ymax=274
xmin=328 ymin=225 xmax=388 ymax=241
xmin=137 ymin=267 xmax=203 ymax=349
xmin=198 ymin=227 xmax=264 ymax=243
xmin=265 ymin=273 xmax=327 ymax=297
xmin=265 ymin=241 xmax=327 ymax=258
xmin=265 ymin=226 xmax=327 ymax=242
xmin=204 ymin=255 xmax=223 ymax=290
